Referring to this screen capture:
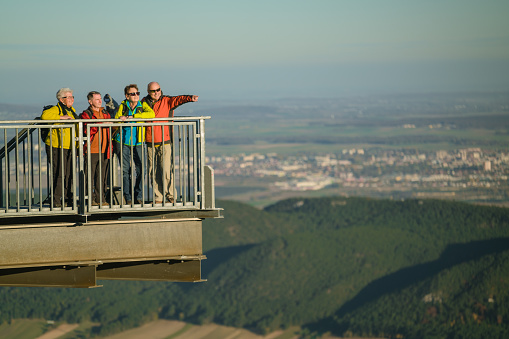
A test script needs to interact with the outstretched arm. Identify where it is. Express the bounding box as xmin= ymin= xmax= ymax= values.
xmin=167 ymin=95 xmax=199 ymax=110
